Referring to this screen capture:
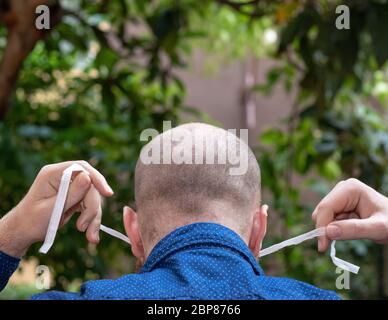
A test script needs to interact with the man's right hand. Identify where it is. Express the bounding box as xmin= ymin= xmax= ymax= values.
xmin=312 ymin=178 xmax=388 ymax=252
xmin=0 ymin=161 xmax=114 ymax=258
